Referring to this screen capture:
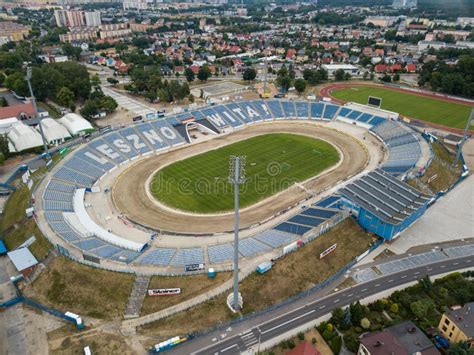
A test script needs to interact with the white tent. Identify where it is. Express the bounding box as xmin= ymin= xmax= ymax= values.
xmin=37 ymin=118 xmax=71 ymax=145
xmin=7 ymin=124 xmax=43 ymax=152
xmin=58 ymin=113 xmax=93 ymax=136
